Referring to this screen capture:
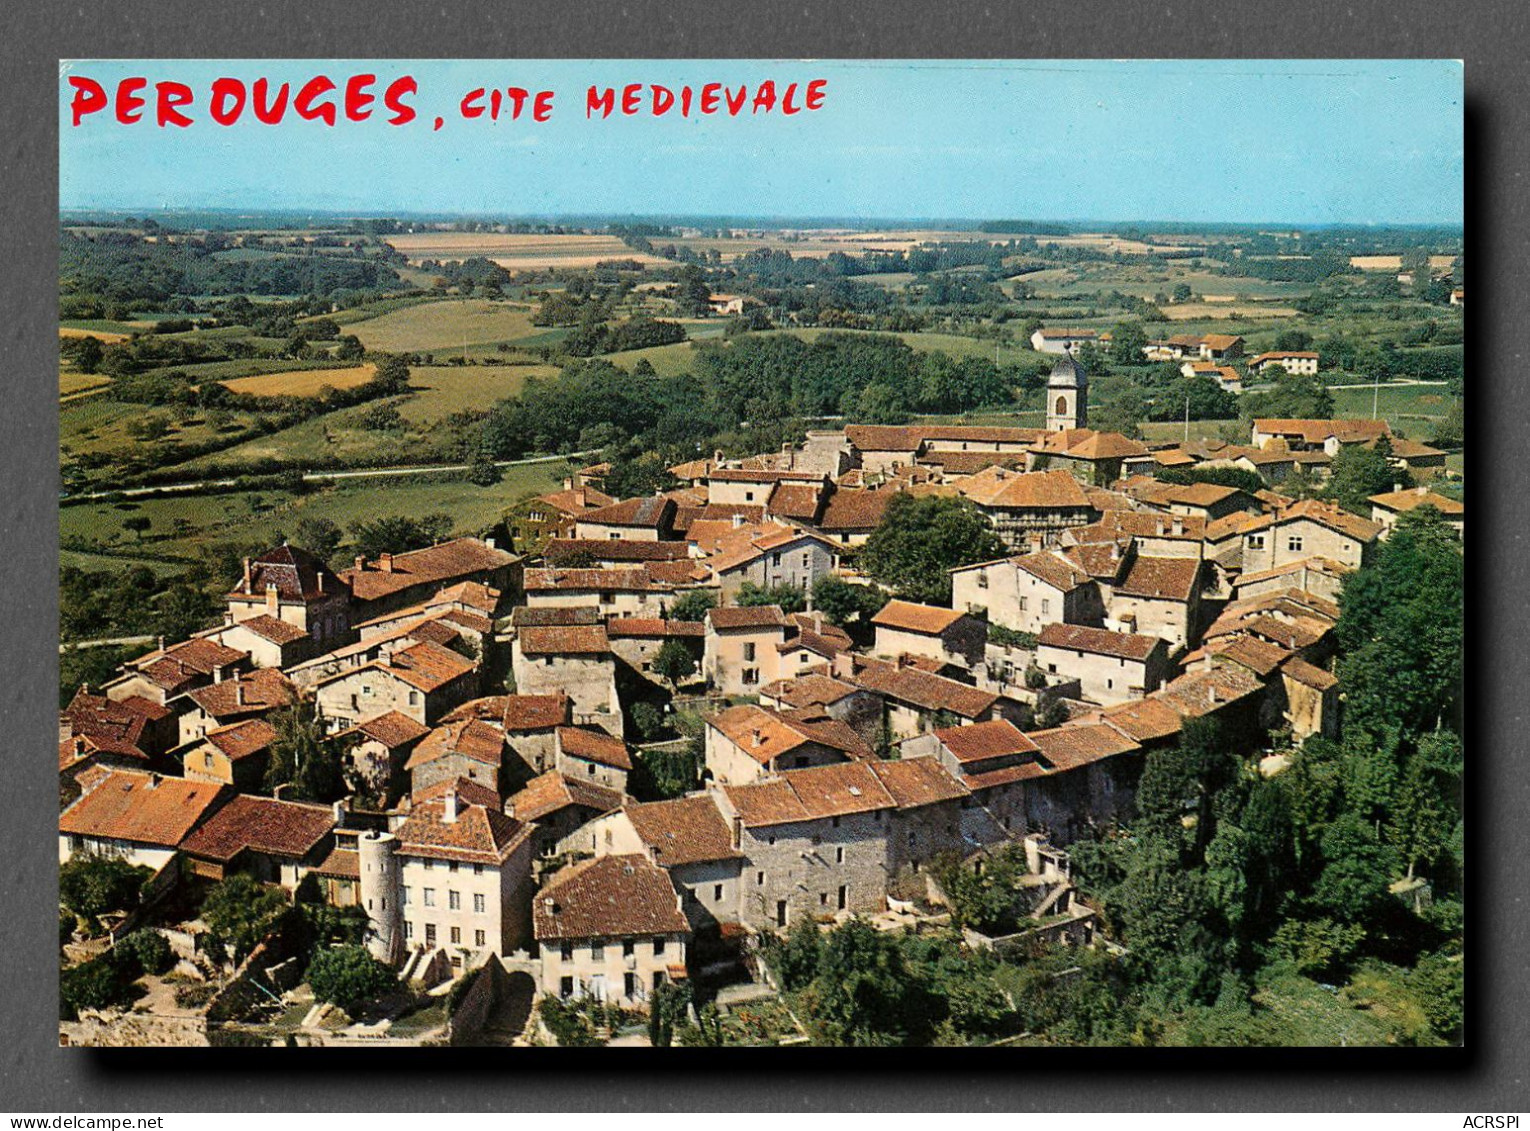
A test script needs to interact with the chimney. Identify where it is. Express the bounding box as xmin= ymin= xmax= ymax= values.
xmin=543 ymin=897 xmax=556 ymax=915
xmin=1155 ymin=517 xmax=1165 ymax=535
xmin=1172 ymin=517 xmax=1185 ymax=536
xmin=236 ymin=683 xmax=246 ymax=707
xmin=379 ymin=553 xmax=394 ymax=573
xmin=731 ymin=513 xmax=745 ymax=529
xmin=332 ymin=798 xmax=347 ymax=826
xmin=714 ymin=449 xmax=725 ymax=465
xmin=266 ymin=583 xmax=279 ymax=612
xmin=157 ymin=635 xmax=165 ymax=653
xmin=562 ymin=477 xmax=574 ymax=491
xmin=443 ymin=788 xmax=459 ymax=823
xmin=354 ymin=556 xmax=366 ymax=574
xmin=147 ymin=773 xmax=161 ymax=789
xmin=485 ymin=537 xmax=496 ymax=550
xmin=317 ymin=572 xmax=324 ymax=594
xmin=751 ymin=729 xmax=763 ymax=748
xmin=242 ymin=557 xmax=252 ymax=591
